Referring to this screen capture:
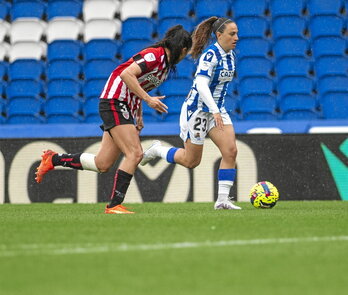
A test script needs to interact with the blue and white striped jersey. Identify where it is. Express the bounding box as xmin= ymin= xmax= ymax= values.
xmin=186 ymin=41 xmax=235 ymax=113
